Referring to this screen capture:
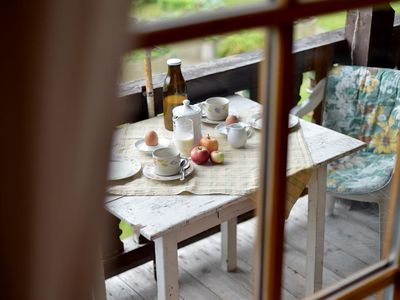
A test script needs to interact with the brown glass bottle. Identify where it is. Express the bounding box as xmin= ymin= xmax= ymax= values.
xmin=163 ymin=58 xmax=187 ymax=130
